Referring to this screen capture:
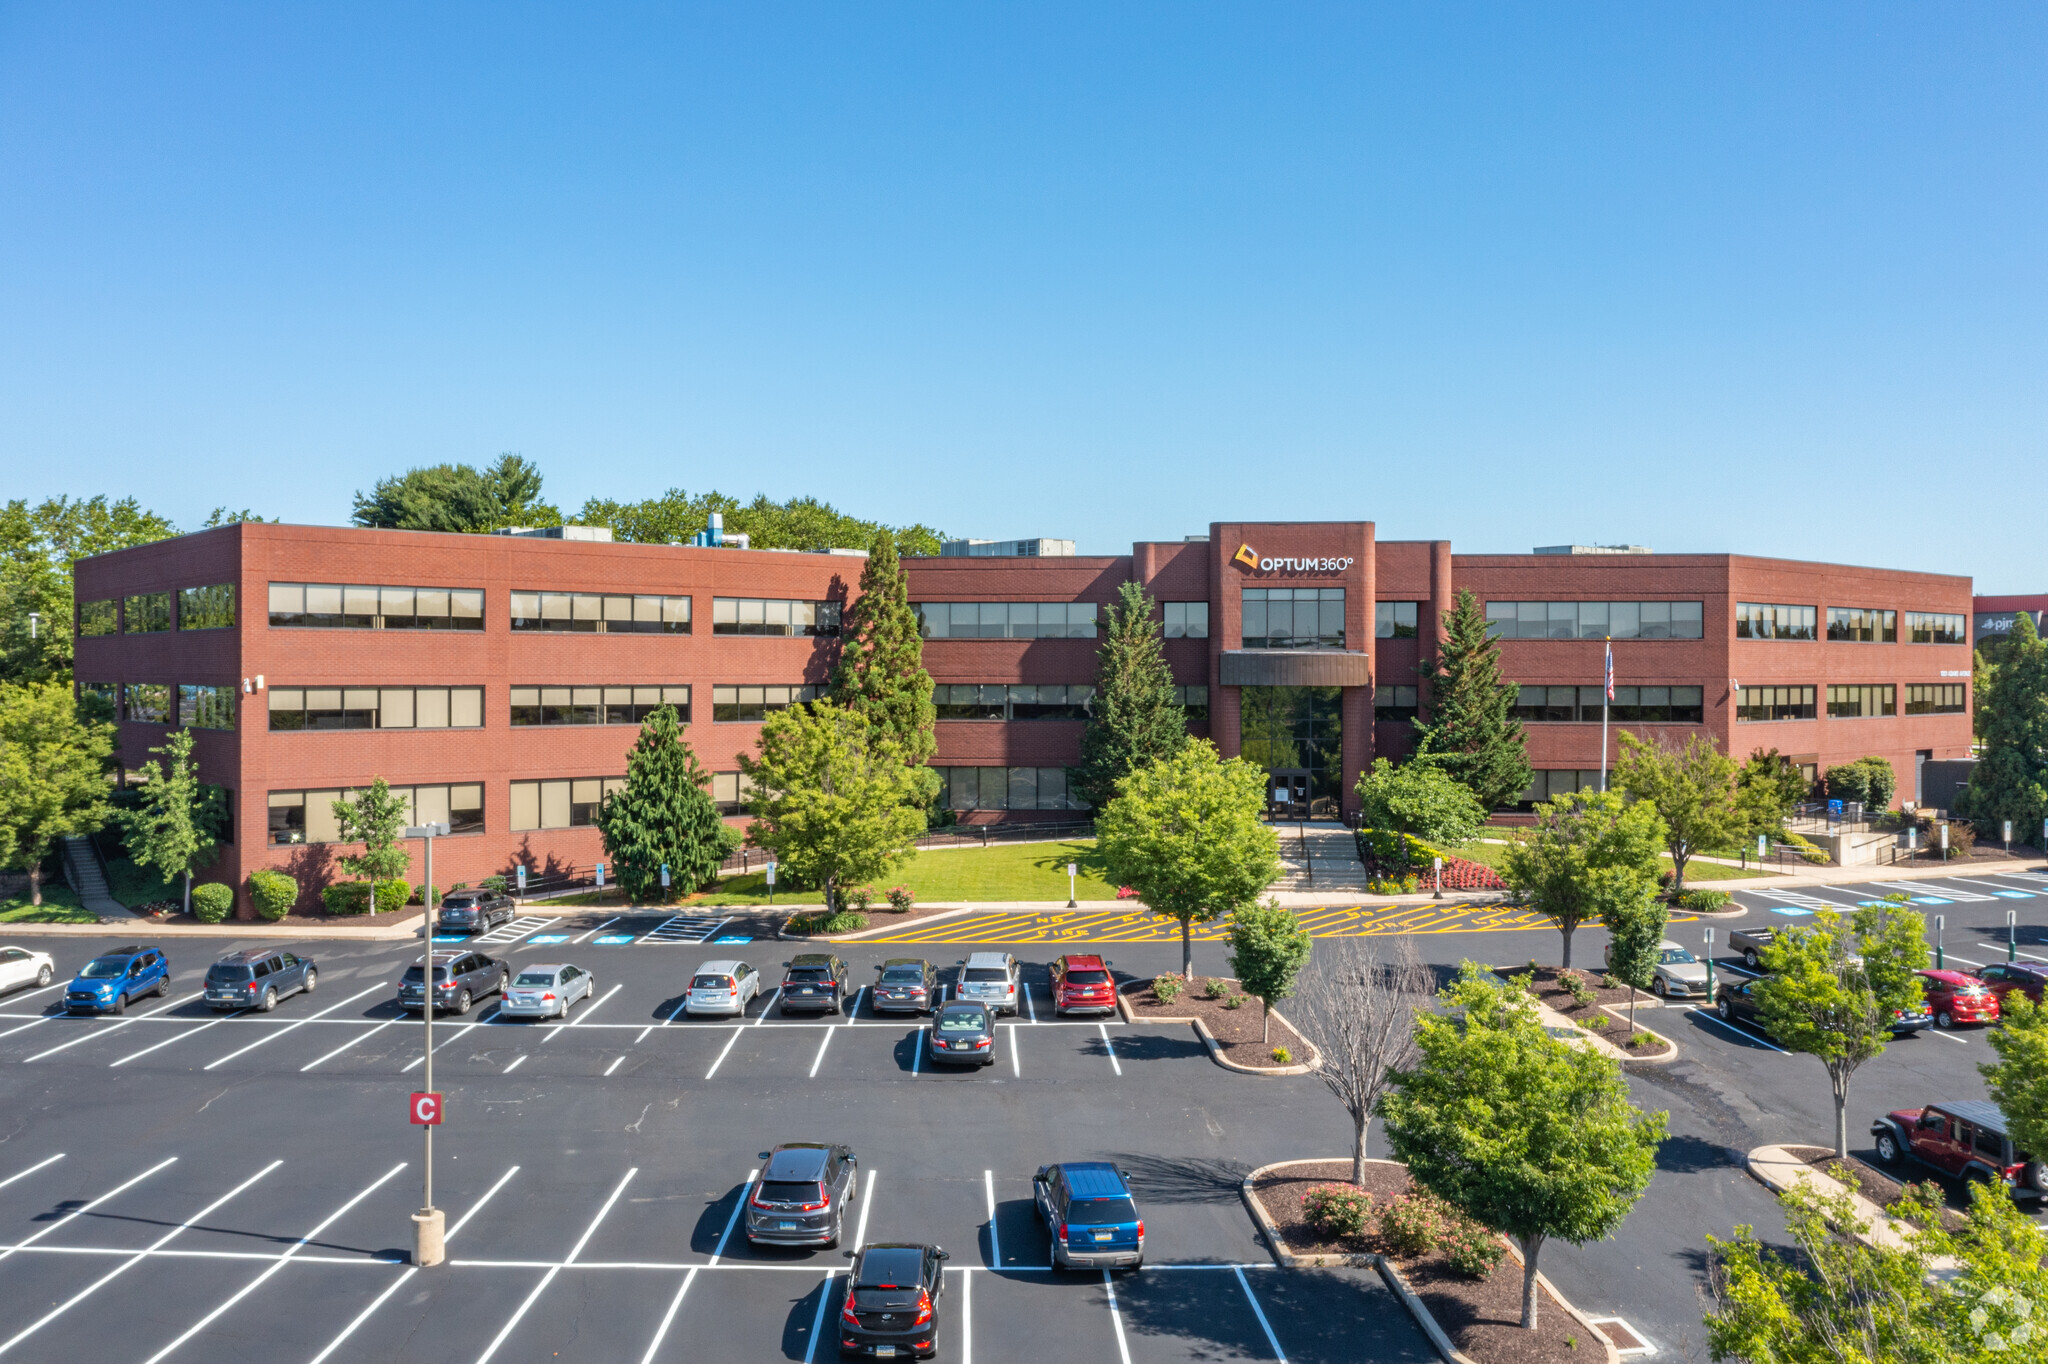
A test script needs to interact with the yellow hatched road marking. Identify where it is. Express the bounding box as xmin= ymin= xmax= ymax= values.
xmin=843 ymin=901 xmax=1677 ymax=944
